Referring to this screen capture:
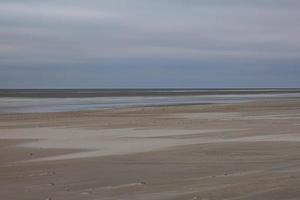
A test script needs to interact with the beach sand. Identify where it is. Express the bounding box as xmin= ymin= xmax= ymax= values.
xmin=1 ymin=99 xmax=300 ymax=199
